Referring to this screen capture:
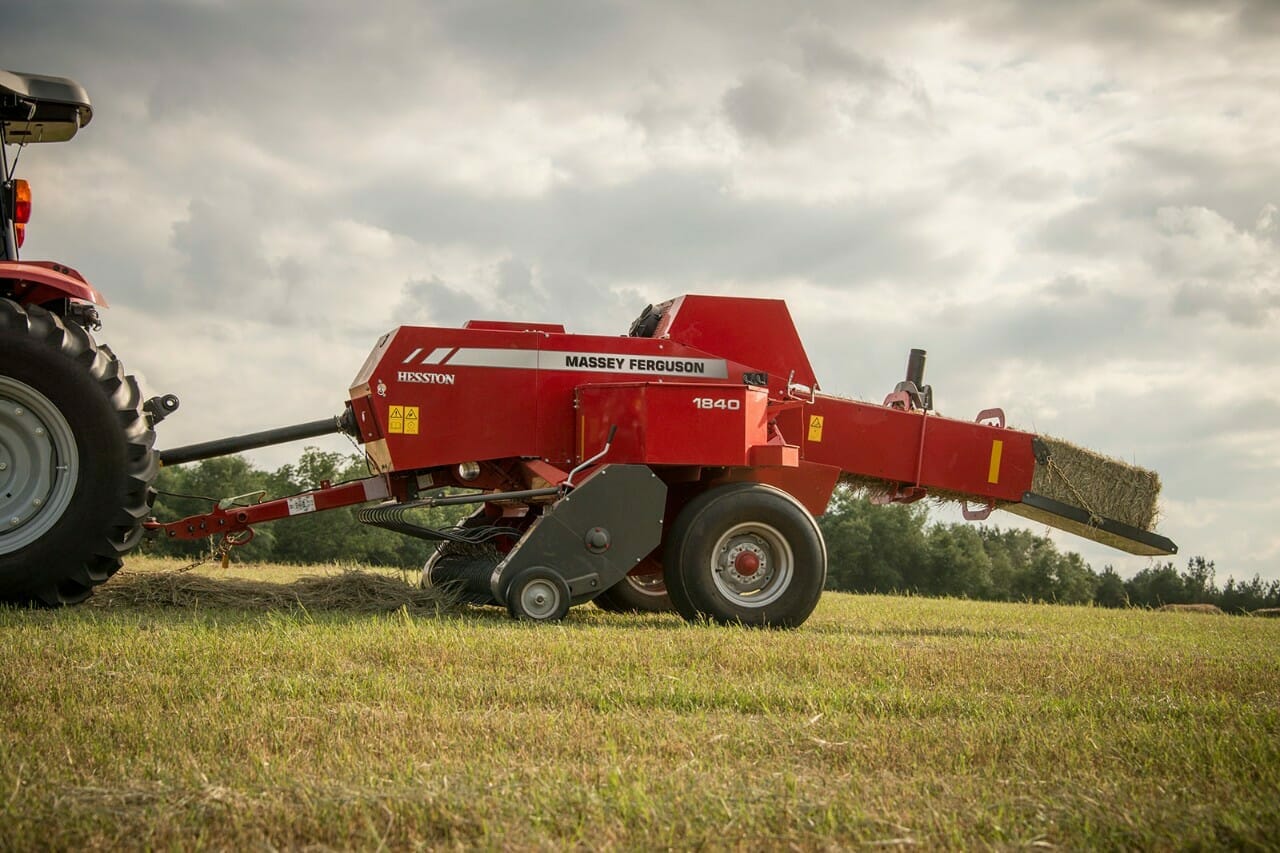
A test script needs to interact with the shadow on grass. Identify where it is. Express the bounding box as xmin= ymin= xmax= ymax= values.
xmin=796 ymin=623 xmax=1030 ymax=640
